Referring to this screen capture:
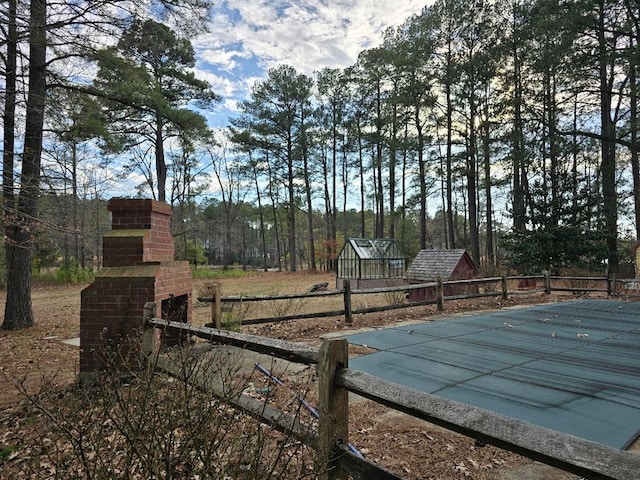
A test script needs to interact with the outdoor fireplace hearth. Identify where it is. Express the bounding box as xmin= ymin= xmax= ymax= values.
xmin=79 ymin=198 xmax=192 ymax=376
